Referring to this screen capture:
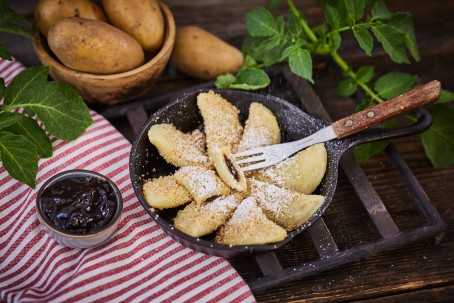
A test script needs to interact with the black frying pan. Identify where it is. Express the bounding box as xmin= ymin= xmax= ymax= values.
xmin=130 ymin=89 xmax=432 ymax=258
